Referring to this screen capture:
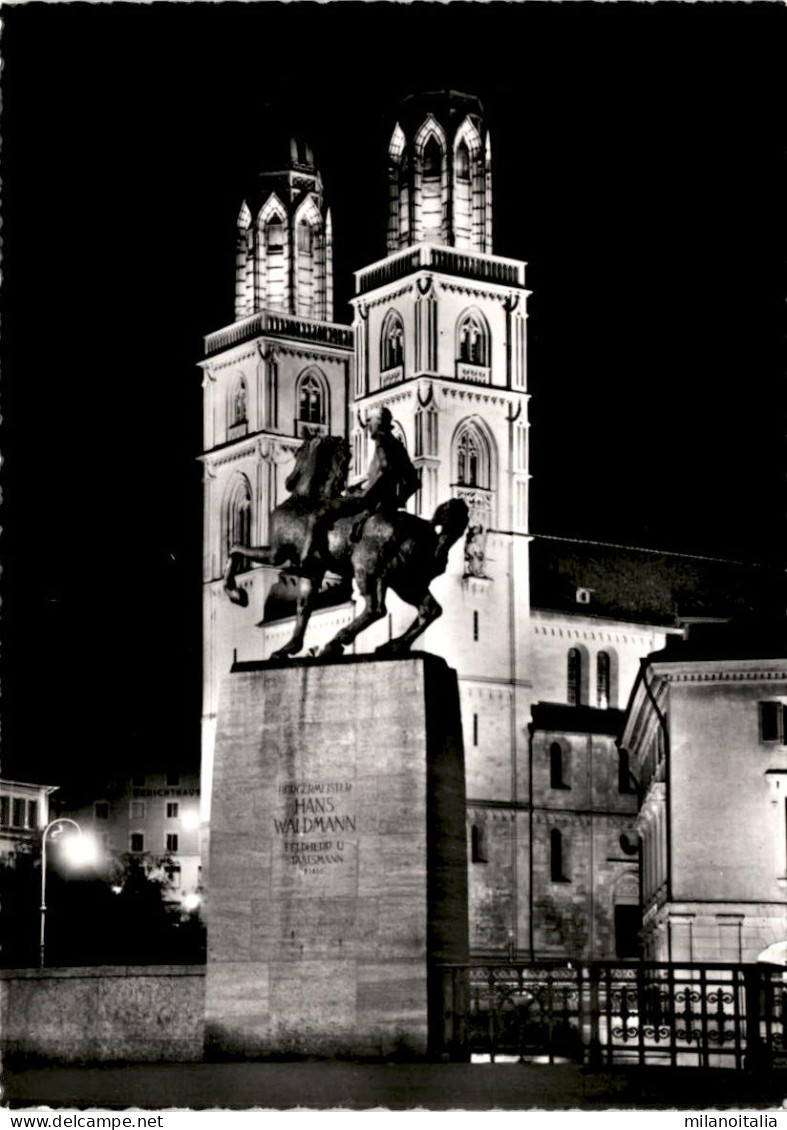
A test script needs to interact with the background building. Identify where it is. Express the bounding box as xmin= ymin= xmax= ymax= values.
xmin=622 ymin=628 xmax=787 ymax=963
xmin=0 ymin=781 xmax=58 ymax=859
xmin=59 ymin=770 xmax=201 ymax=907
